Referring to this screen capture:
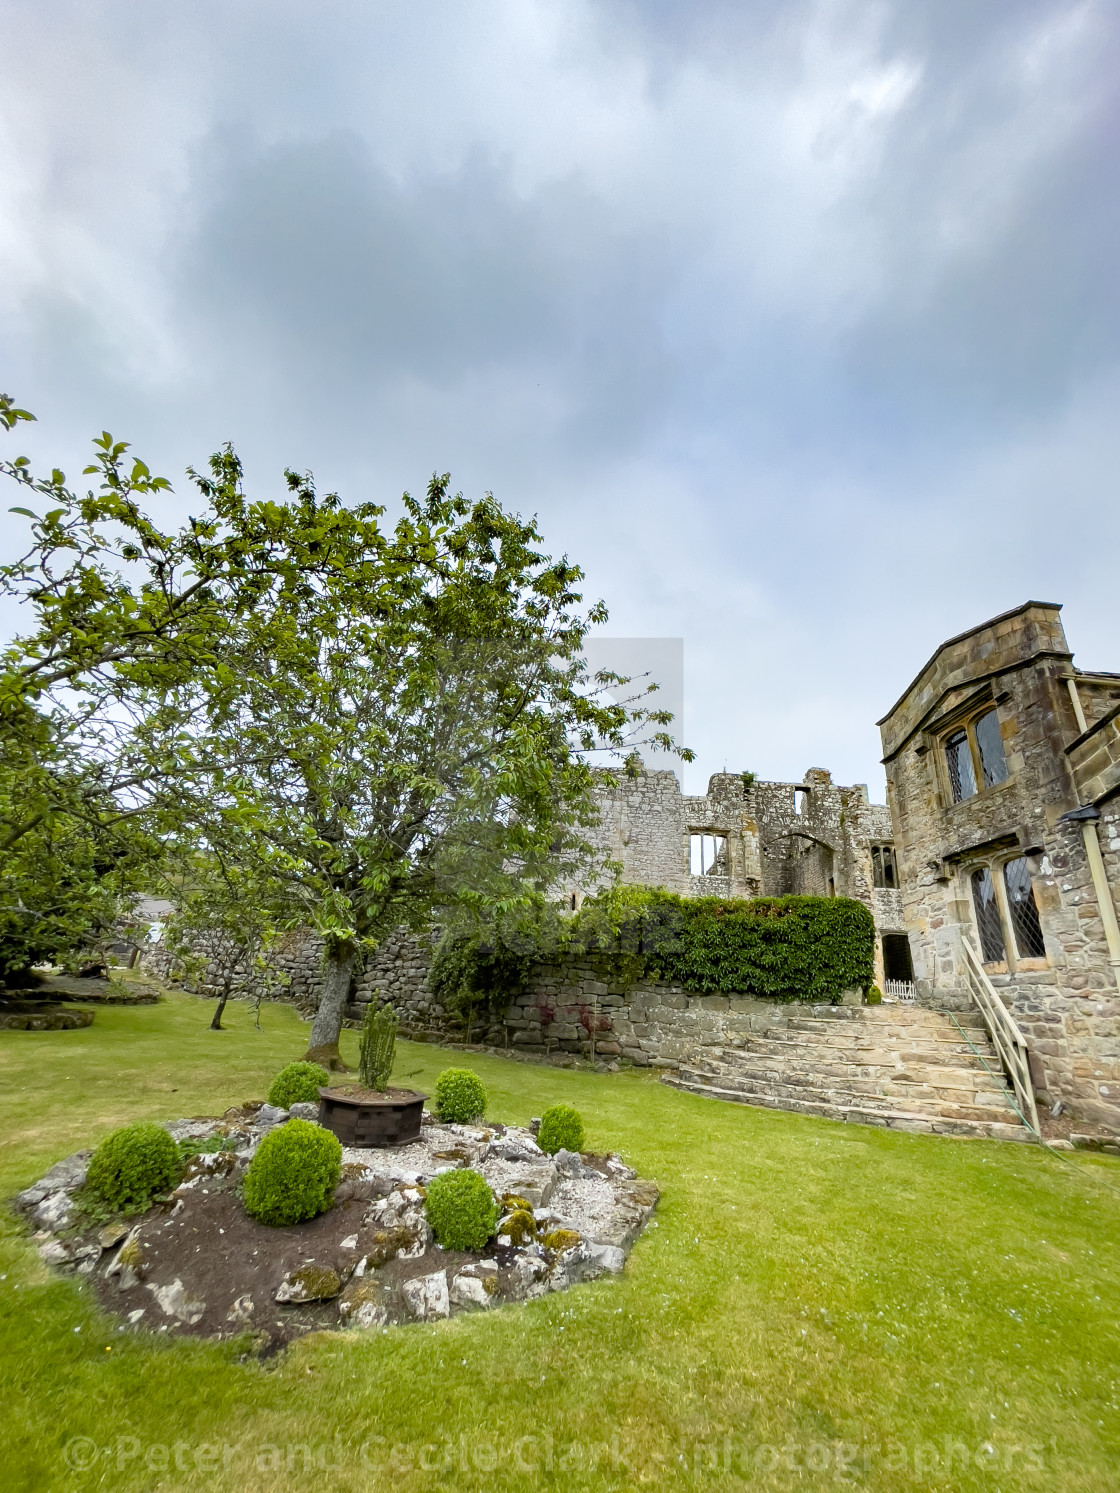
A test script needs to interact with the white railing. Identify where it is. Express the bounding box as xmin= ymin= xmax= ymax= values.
xmin=959 ymin=937 xmax=1040 ymax=1135
xmin=884 ymin=979 xmax=916 ymax=1002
